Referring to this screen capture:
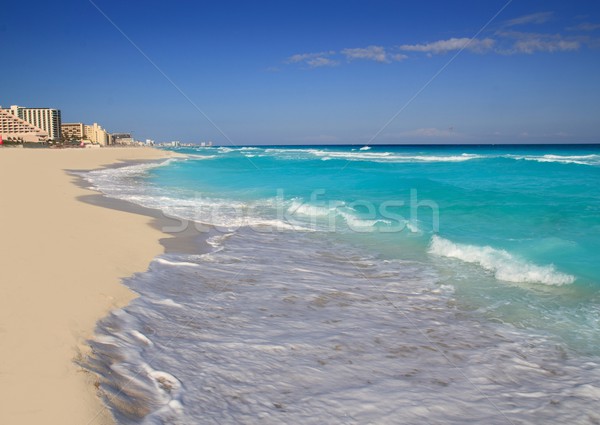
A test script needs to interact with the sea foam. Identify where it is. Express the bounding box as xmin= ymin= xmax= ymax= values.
xmin=154 ymin=258 xmax=200 ymax=268
xmin=428 ymin=235 xmax=575 ymax=286
xmin=259 ymin=147 xmax=485 ymax=163
xmin=287 ymin=199 xmax=395 ymax=231
xmin=87 ymin=229 xmax=600 ymax=424
xmin=507 ymin=154 xmax=600 ymax=166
